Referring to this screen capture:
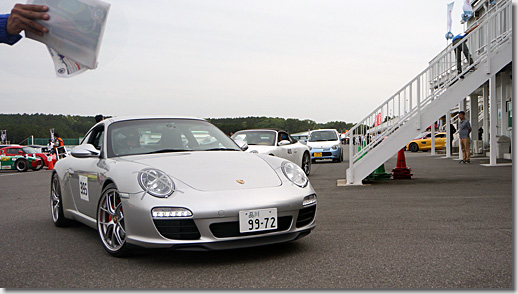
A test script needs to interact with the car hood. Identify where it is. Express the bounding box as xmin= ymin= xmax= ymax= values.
xmin=307 ymin=140 xmax=340 ymax=149
xmin=245 ymin=145 xmax=276 ymax=153
xmin=118 ymin=151 xmax=282 ymax=191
